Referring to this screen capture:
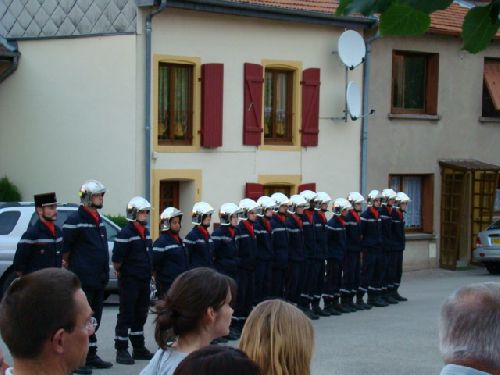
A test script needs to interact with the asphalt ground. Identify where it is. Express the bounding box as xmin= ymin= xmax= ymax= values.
xmin=0 ymin=266 xmax=497 ymax=375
